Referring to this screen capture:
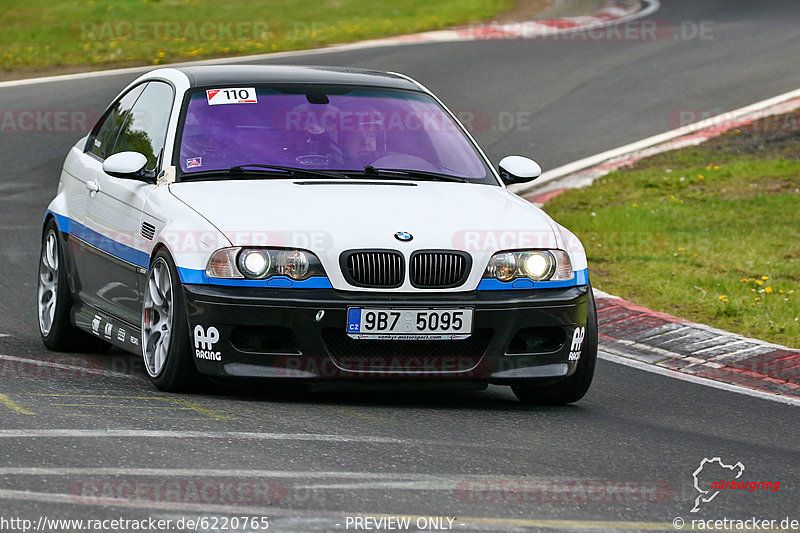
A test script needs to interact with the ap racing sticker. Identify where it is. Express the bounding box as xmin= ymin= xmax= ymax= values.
xmin=206 ymin=87 xmax=257 ymax=105
xmin=194 ymin=325 xmax=221 ymax=361
xmin=568 ymin=326 xmax=585 ymax=361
